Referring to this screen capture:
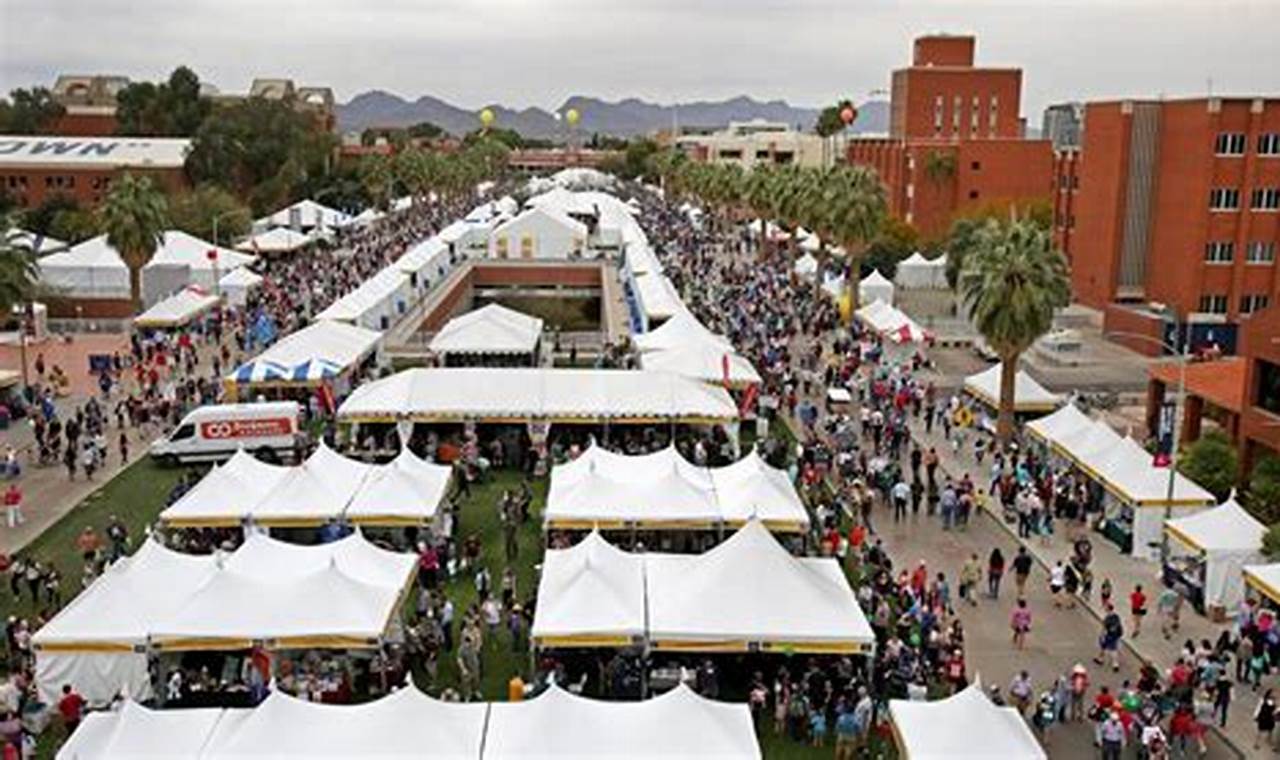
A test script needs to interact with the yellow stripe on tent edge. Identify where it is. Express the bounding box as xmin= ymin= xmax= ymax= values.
xmin=533 ymin=635 xmax=636 ymax=648
xmin=1244 ymin=570 xmax=1280 ymax=606
xmin=34 ymin=641 xmax=136 ymax=653
xmin=160 ymin=516 xmax=243 ymax=529
xmin=1163 ymin=522 xmax=1206 ymax=555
